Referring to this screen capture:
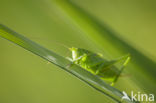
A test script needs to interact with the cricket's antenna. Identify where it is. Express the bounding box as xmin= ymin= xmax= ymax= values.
xmin=51 ymin=41 xmax=71 ymax=50
xmin=28 ymin=36 xmax=70 ymax=50
xmin=57 ymin=42 xmax=70 ymax=49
